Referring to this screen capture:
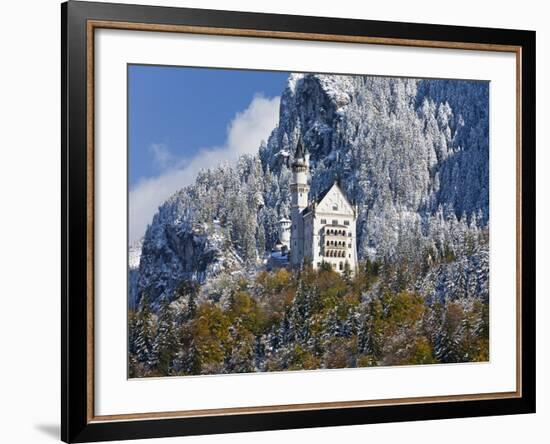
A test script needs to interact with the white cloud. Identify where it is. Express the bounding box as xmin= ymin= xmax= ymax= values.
xmin=149 ymin=143 xmax=174 ymax=170
xmin=129 ymin=94 xmax=280 ymax=243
